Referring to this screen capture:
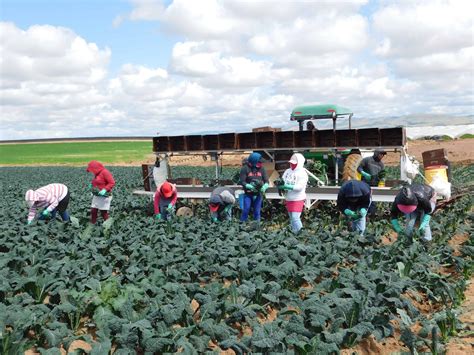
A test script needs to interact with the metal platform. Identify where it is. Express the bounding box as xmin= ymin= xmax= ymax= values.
xmin=133 ymin=185 xmax=399 ymax=209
